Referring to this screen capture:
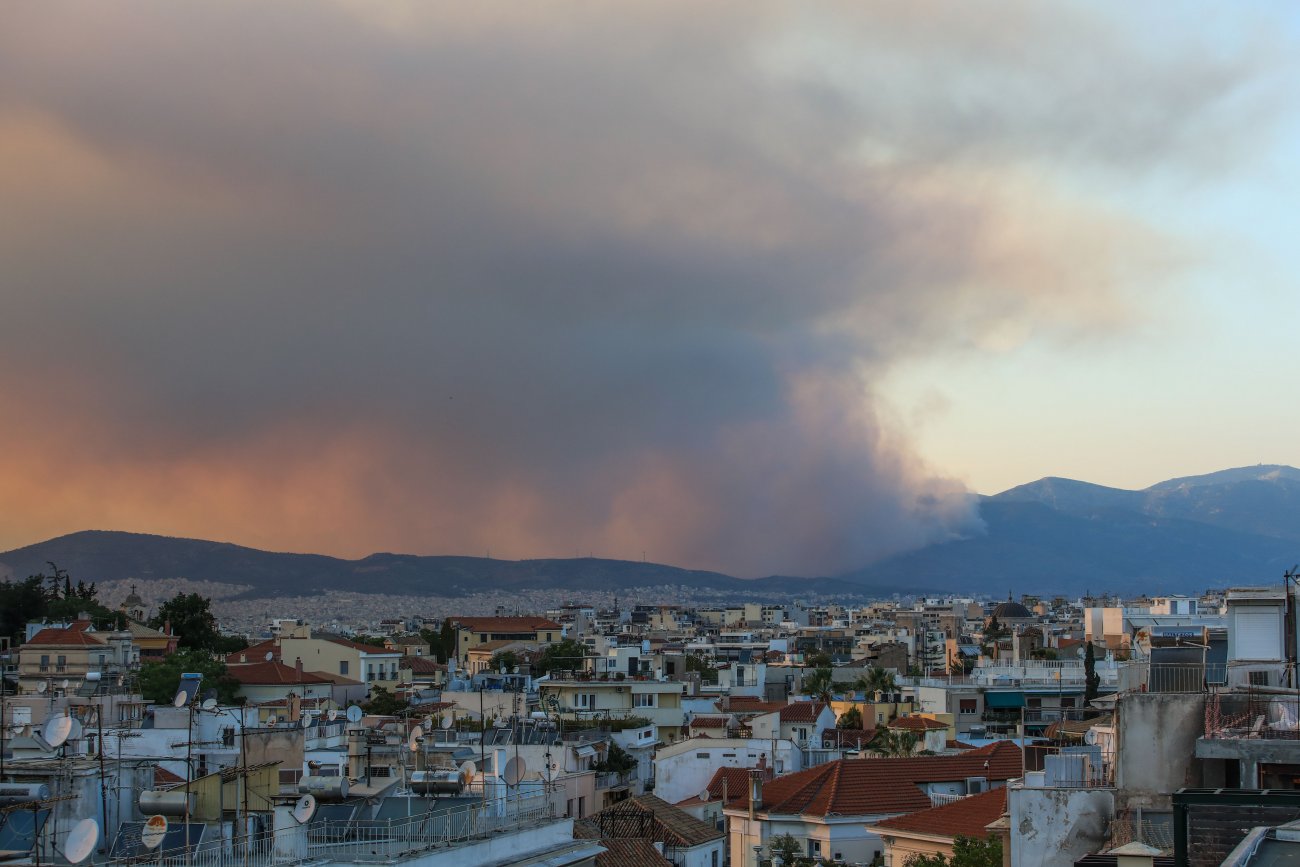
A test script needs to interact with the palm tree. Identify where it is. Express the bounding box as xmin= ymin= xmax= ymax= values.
xmin=854 ymin=666 xmax=897 ymax=699
xmin=867 ymin=729 xmax=919 ymax=758
xmin=802 ymin=667 xmax=835 ymax=703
